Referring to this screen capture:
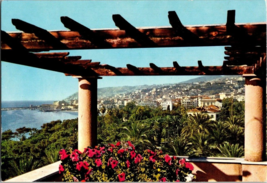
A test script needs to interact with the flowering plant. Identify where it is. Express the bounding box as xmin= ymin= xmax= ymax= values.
xmin=59 ymin=141 xmax=195 ymax=182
